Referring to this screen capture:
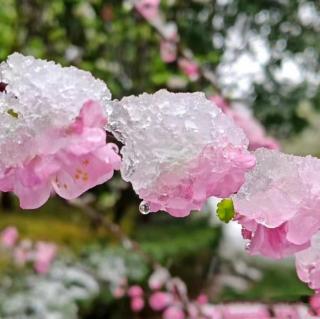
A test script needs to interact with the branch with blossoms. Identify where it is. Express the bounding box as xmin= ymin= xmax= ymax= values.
xmin=133 ymin=0 xmax=279 ymax=151
xmin=0 ymin=52 xmax=320 ymax=314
